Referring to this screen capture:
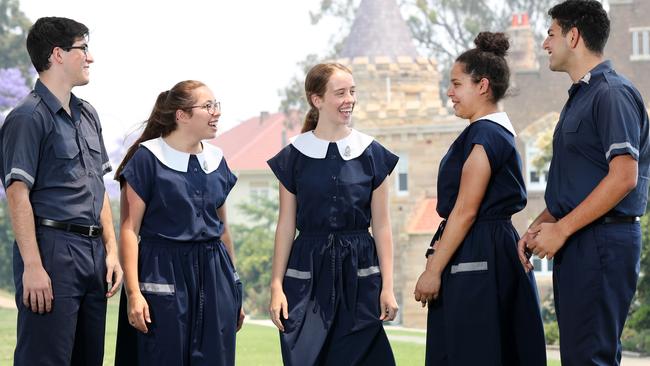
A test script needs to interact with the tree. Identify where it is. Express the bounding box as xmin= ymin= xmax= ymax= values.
xmin=0 ymin=0 xmax=33 ymax=79
xmin=231 ymin=194 xmax=279 ymax=315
